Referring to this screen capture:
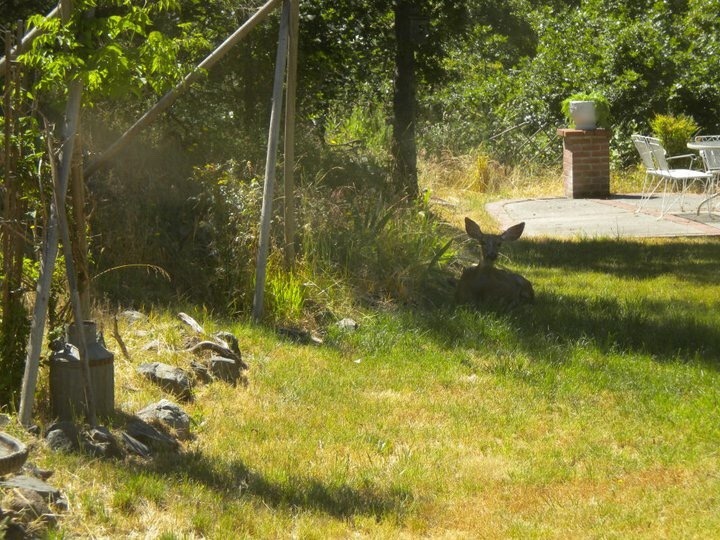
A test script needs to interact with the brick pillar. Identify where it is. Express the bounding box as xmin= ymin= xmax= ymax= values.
xmin=557 ymin=128 xmax=611 ymax=198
